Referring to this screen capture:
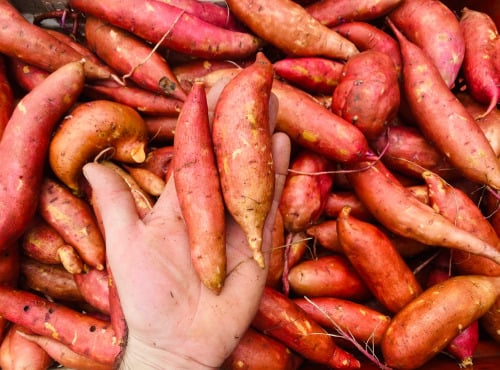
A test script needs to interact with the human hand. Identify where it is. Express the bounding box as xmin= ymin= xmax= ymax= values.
xmin=82 ymin=131 xmax=291 ymax=369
